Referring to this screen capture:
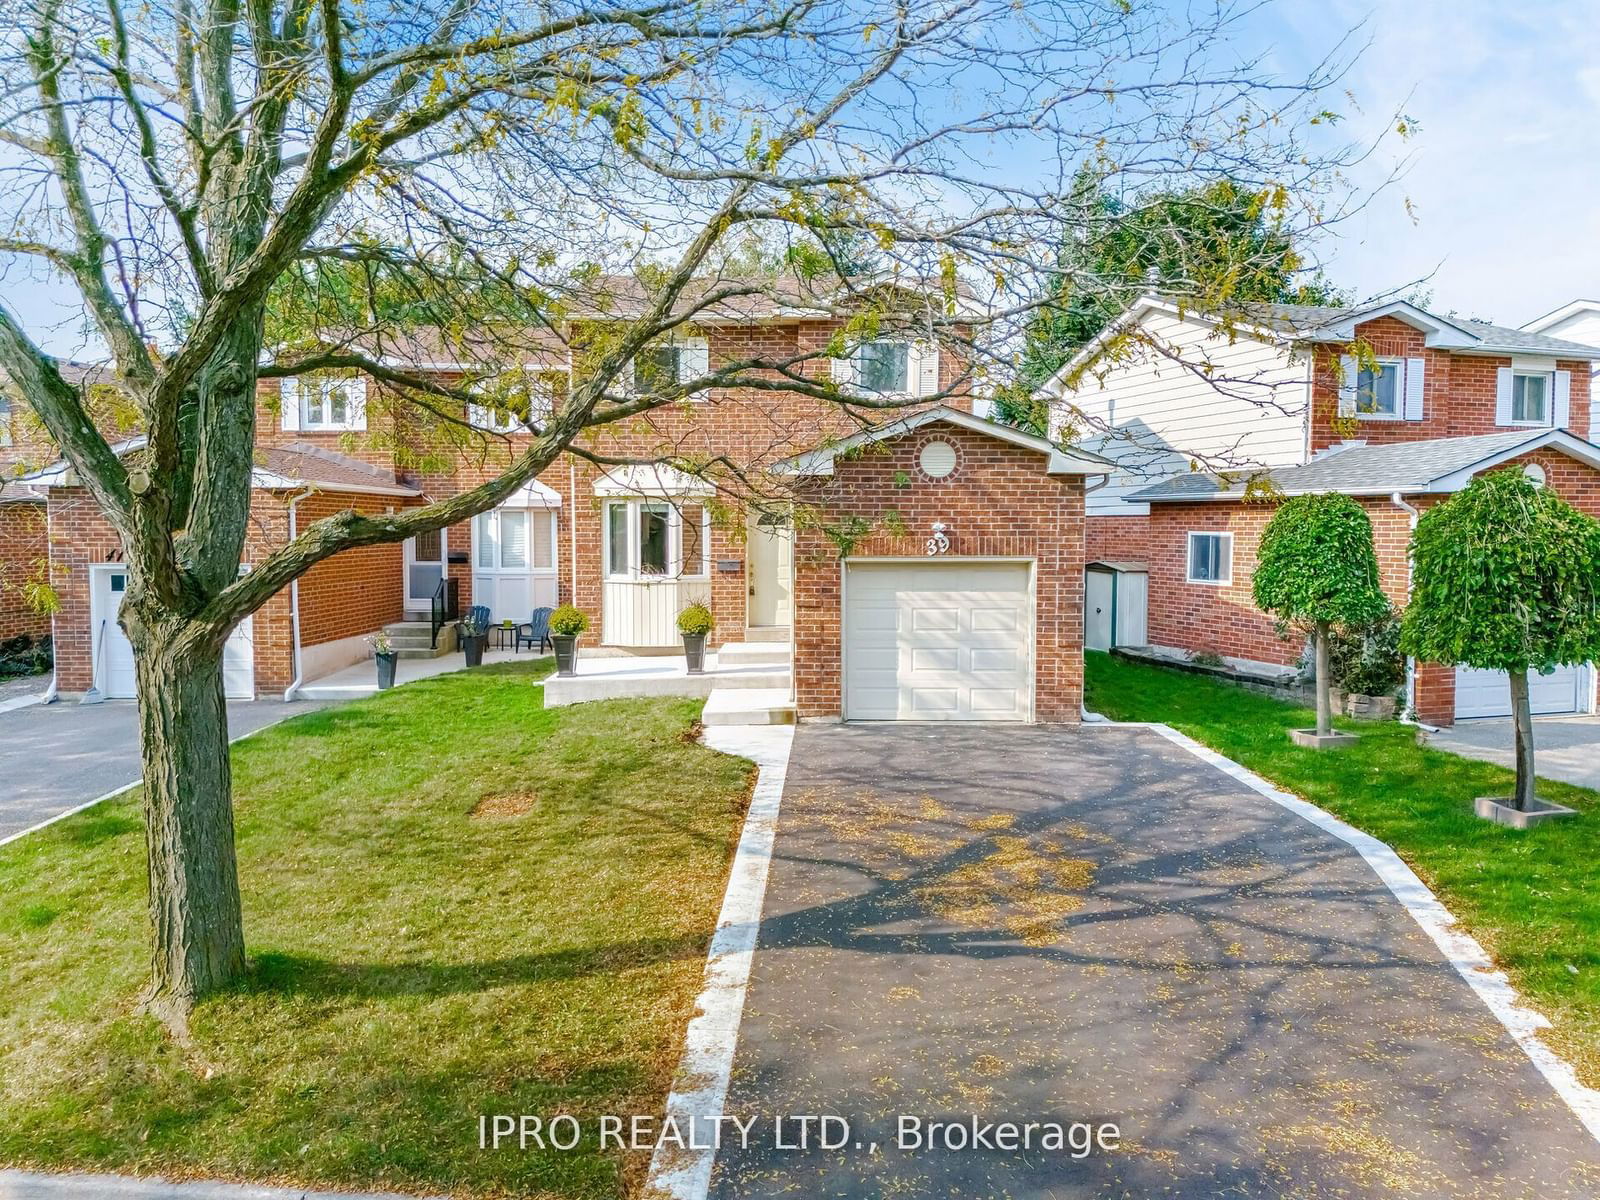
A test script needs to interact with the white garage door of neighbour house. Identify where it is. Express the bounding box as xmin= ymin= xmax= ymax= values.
xmin=90 ymin=566 xmax=255 ymax=700
xmin=1454 ymin=664 xmax=1590 ymax=720
xmin=844 ymin=561 xmax=1033 ymax=722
